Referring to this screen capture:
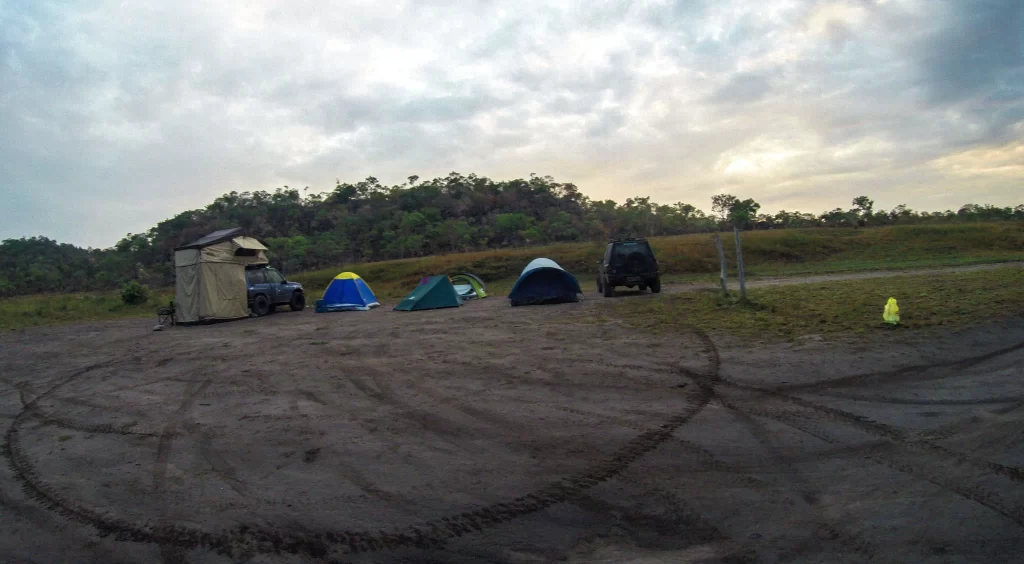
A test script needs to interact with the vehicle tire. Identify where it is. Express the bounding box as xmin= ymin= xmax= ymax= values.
xmin=603 ymin=282 xmax=615 ymax=298
xmin=651 ymin=277 xmax=661 ymax=294
xmin=290 ymin=292 xmax=306 ymax=311
xmin=252 ymin=294 xmax=270 ymax=316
